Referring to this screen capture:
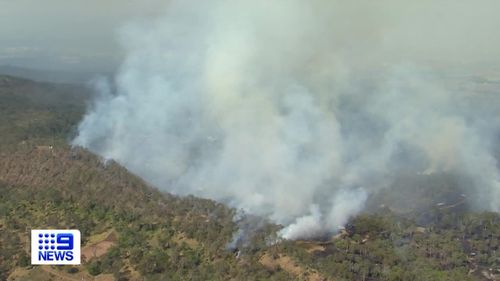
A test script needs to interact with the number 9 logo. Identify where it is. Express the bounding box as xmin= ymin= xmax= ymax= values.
xmin=56 ymin=234 xmax=74 ymax=250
